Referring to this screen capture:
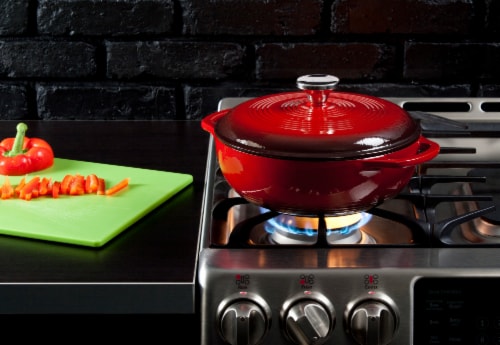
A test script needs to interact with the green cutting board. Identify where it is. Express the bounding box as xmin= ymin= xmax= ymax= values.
xmin=0 ymin=158 xmax=193 ymax=247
